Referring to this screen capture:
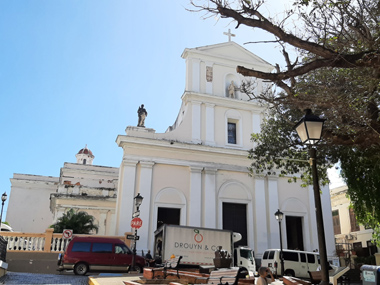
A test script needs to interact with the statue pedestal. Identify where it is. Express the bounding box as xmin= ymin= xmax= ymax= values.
xmin=125 ymin=126 xmax=156 ymax=137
